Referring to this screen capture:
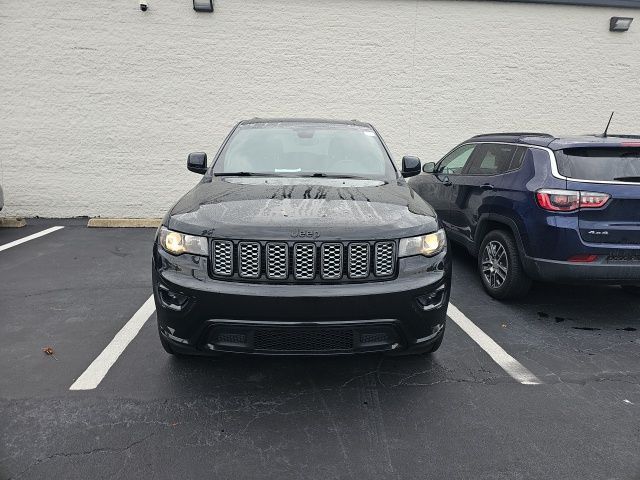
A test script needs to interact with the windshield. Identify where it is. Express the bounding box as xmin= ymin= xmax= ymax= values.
xmin=556 ymin=147 xmax=640 ymax=181
xmin=213 ymin=122 xmax=396 ymax=179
